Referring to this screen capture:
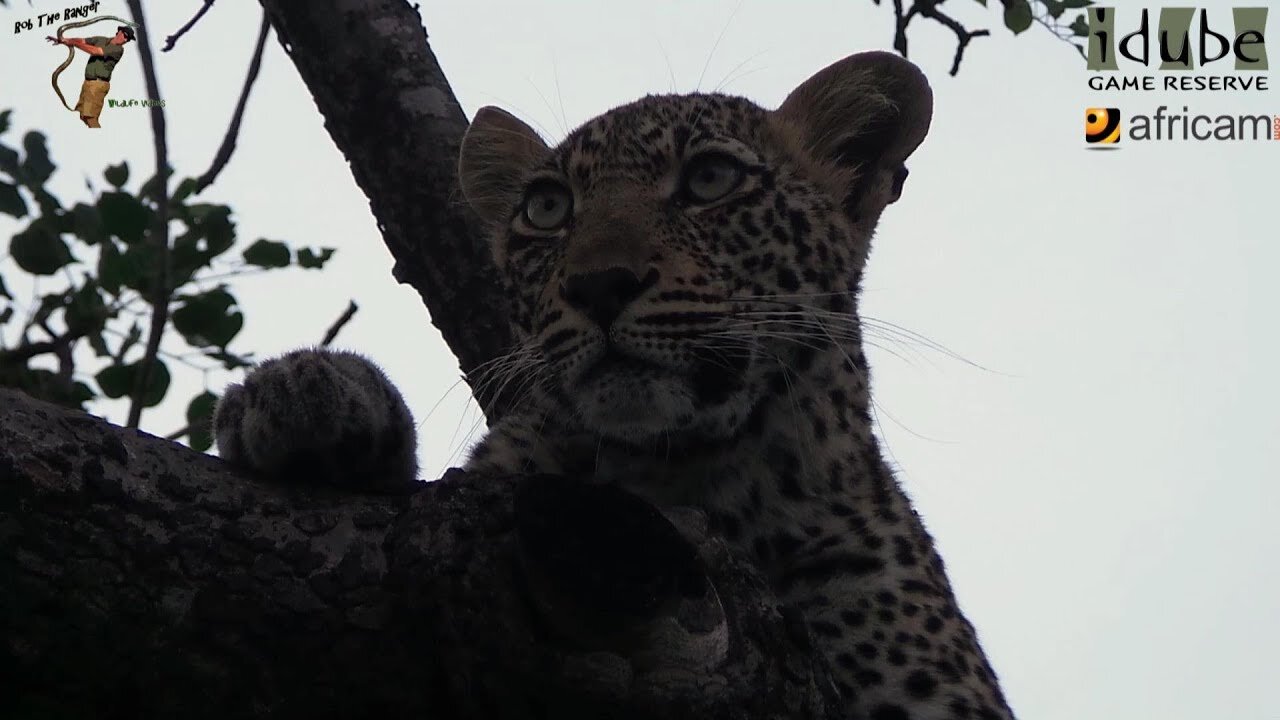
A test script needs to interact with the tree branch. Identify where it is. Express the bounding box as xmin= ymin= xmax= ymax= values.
xmin=319 ymin=299 xmax=358 ymax=346
xmin=194 ymin=11 xmax=270 ymax=194
xmin=124 ymin=1 xmax=172 ymax=429
xmin=256 ymin=0 xmax=518 ymax=423
xmin=0 ymin=330 xmax=82 ymax=365
xmin=917 ymin=1 xmax=992 ymax=76
xmin=162 ymin=0 xmax=217 ymax=52
xmin=891 ymin=0 xmax=992 ymax=76
xmin=0 ymin=388 xmax=839 ymax=718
